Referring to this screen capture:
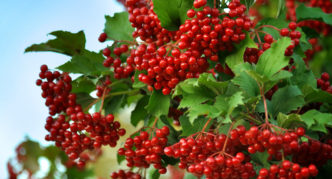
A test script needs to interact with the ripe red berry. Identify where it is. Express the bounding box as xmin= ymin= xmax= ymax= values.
xmin=98 ymin=33 xmax=107 ymax=42
xmin=321 ymin=72 xmax=330 ymax=81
